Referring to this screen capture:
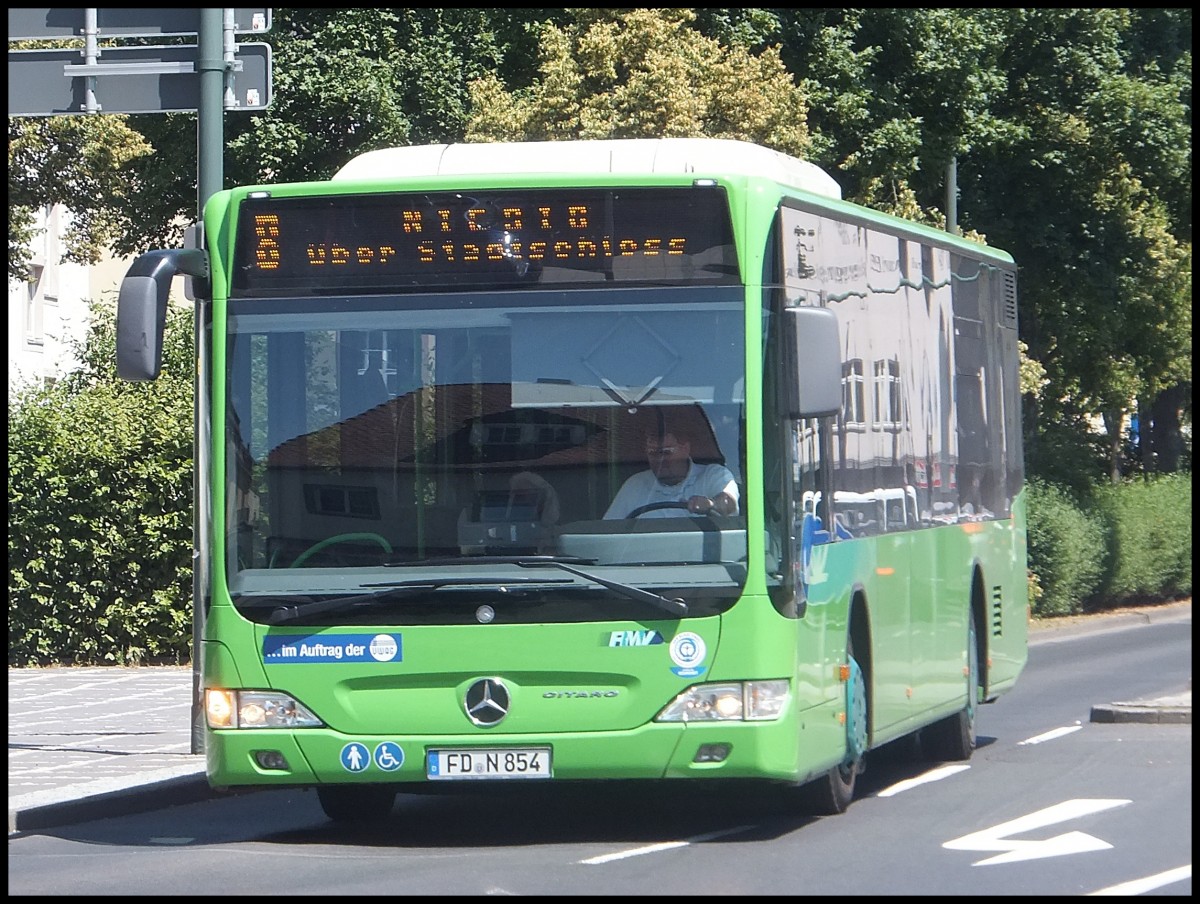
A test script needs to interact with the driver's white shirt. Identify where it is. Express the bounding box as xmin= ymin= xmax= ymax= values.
xmin=603 ymin=461 xmax=738 ymax=519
